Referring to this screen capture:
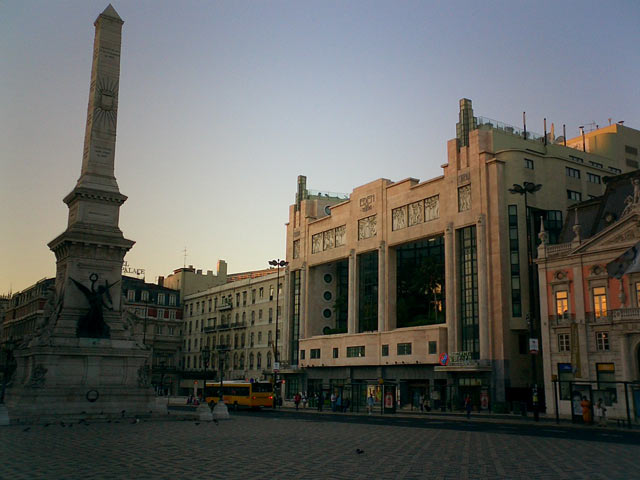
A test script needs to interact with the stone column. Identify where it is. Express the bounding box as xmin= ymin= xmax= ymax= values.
xmin=477 ymin=215 xmax=489 ymax=360
xmin=348 ymin=249 xmax=357 ymax=334
xmin=620 ymin=334 xmax=631 ymax=382
xmin=572 ymin=265 xmax=588 ymax=379
xmin=445 ymin=223 xmax=456 ymax=353
xmin=378 ymin=241 xmax=386 ymax=333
